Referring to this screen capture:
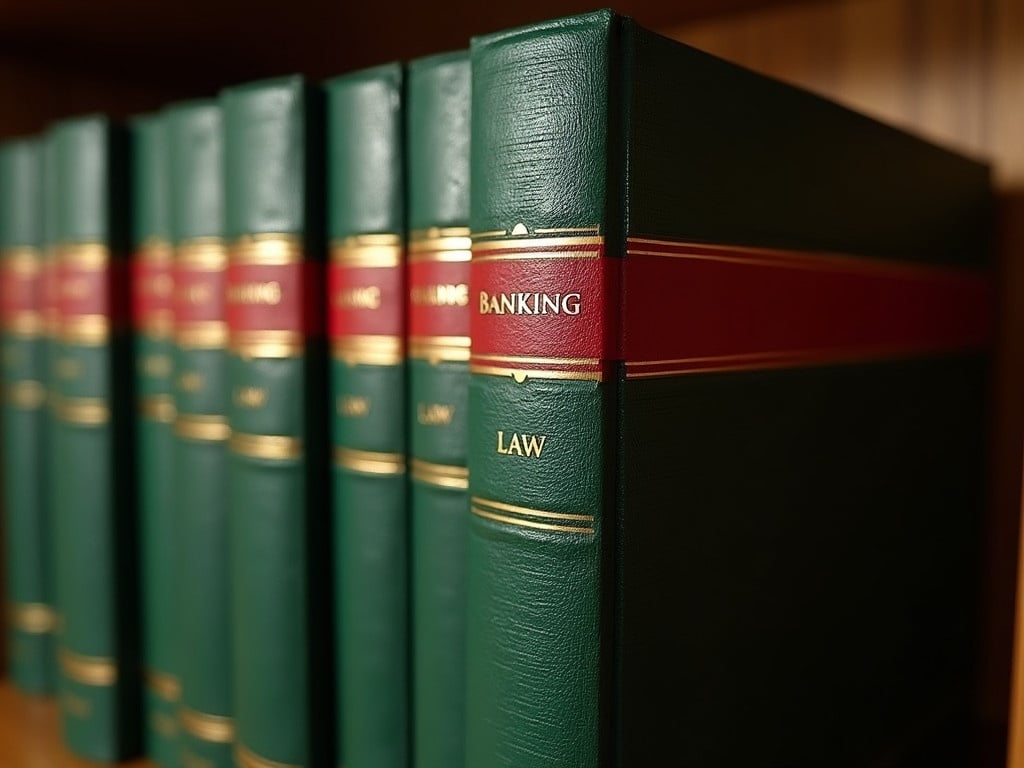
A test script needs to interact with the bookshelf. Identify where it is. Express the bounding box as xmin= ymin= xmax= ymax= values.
xmin=0 ymin=0 xmax=1021 ymax=765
